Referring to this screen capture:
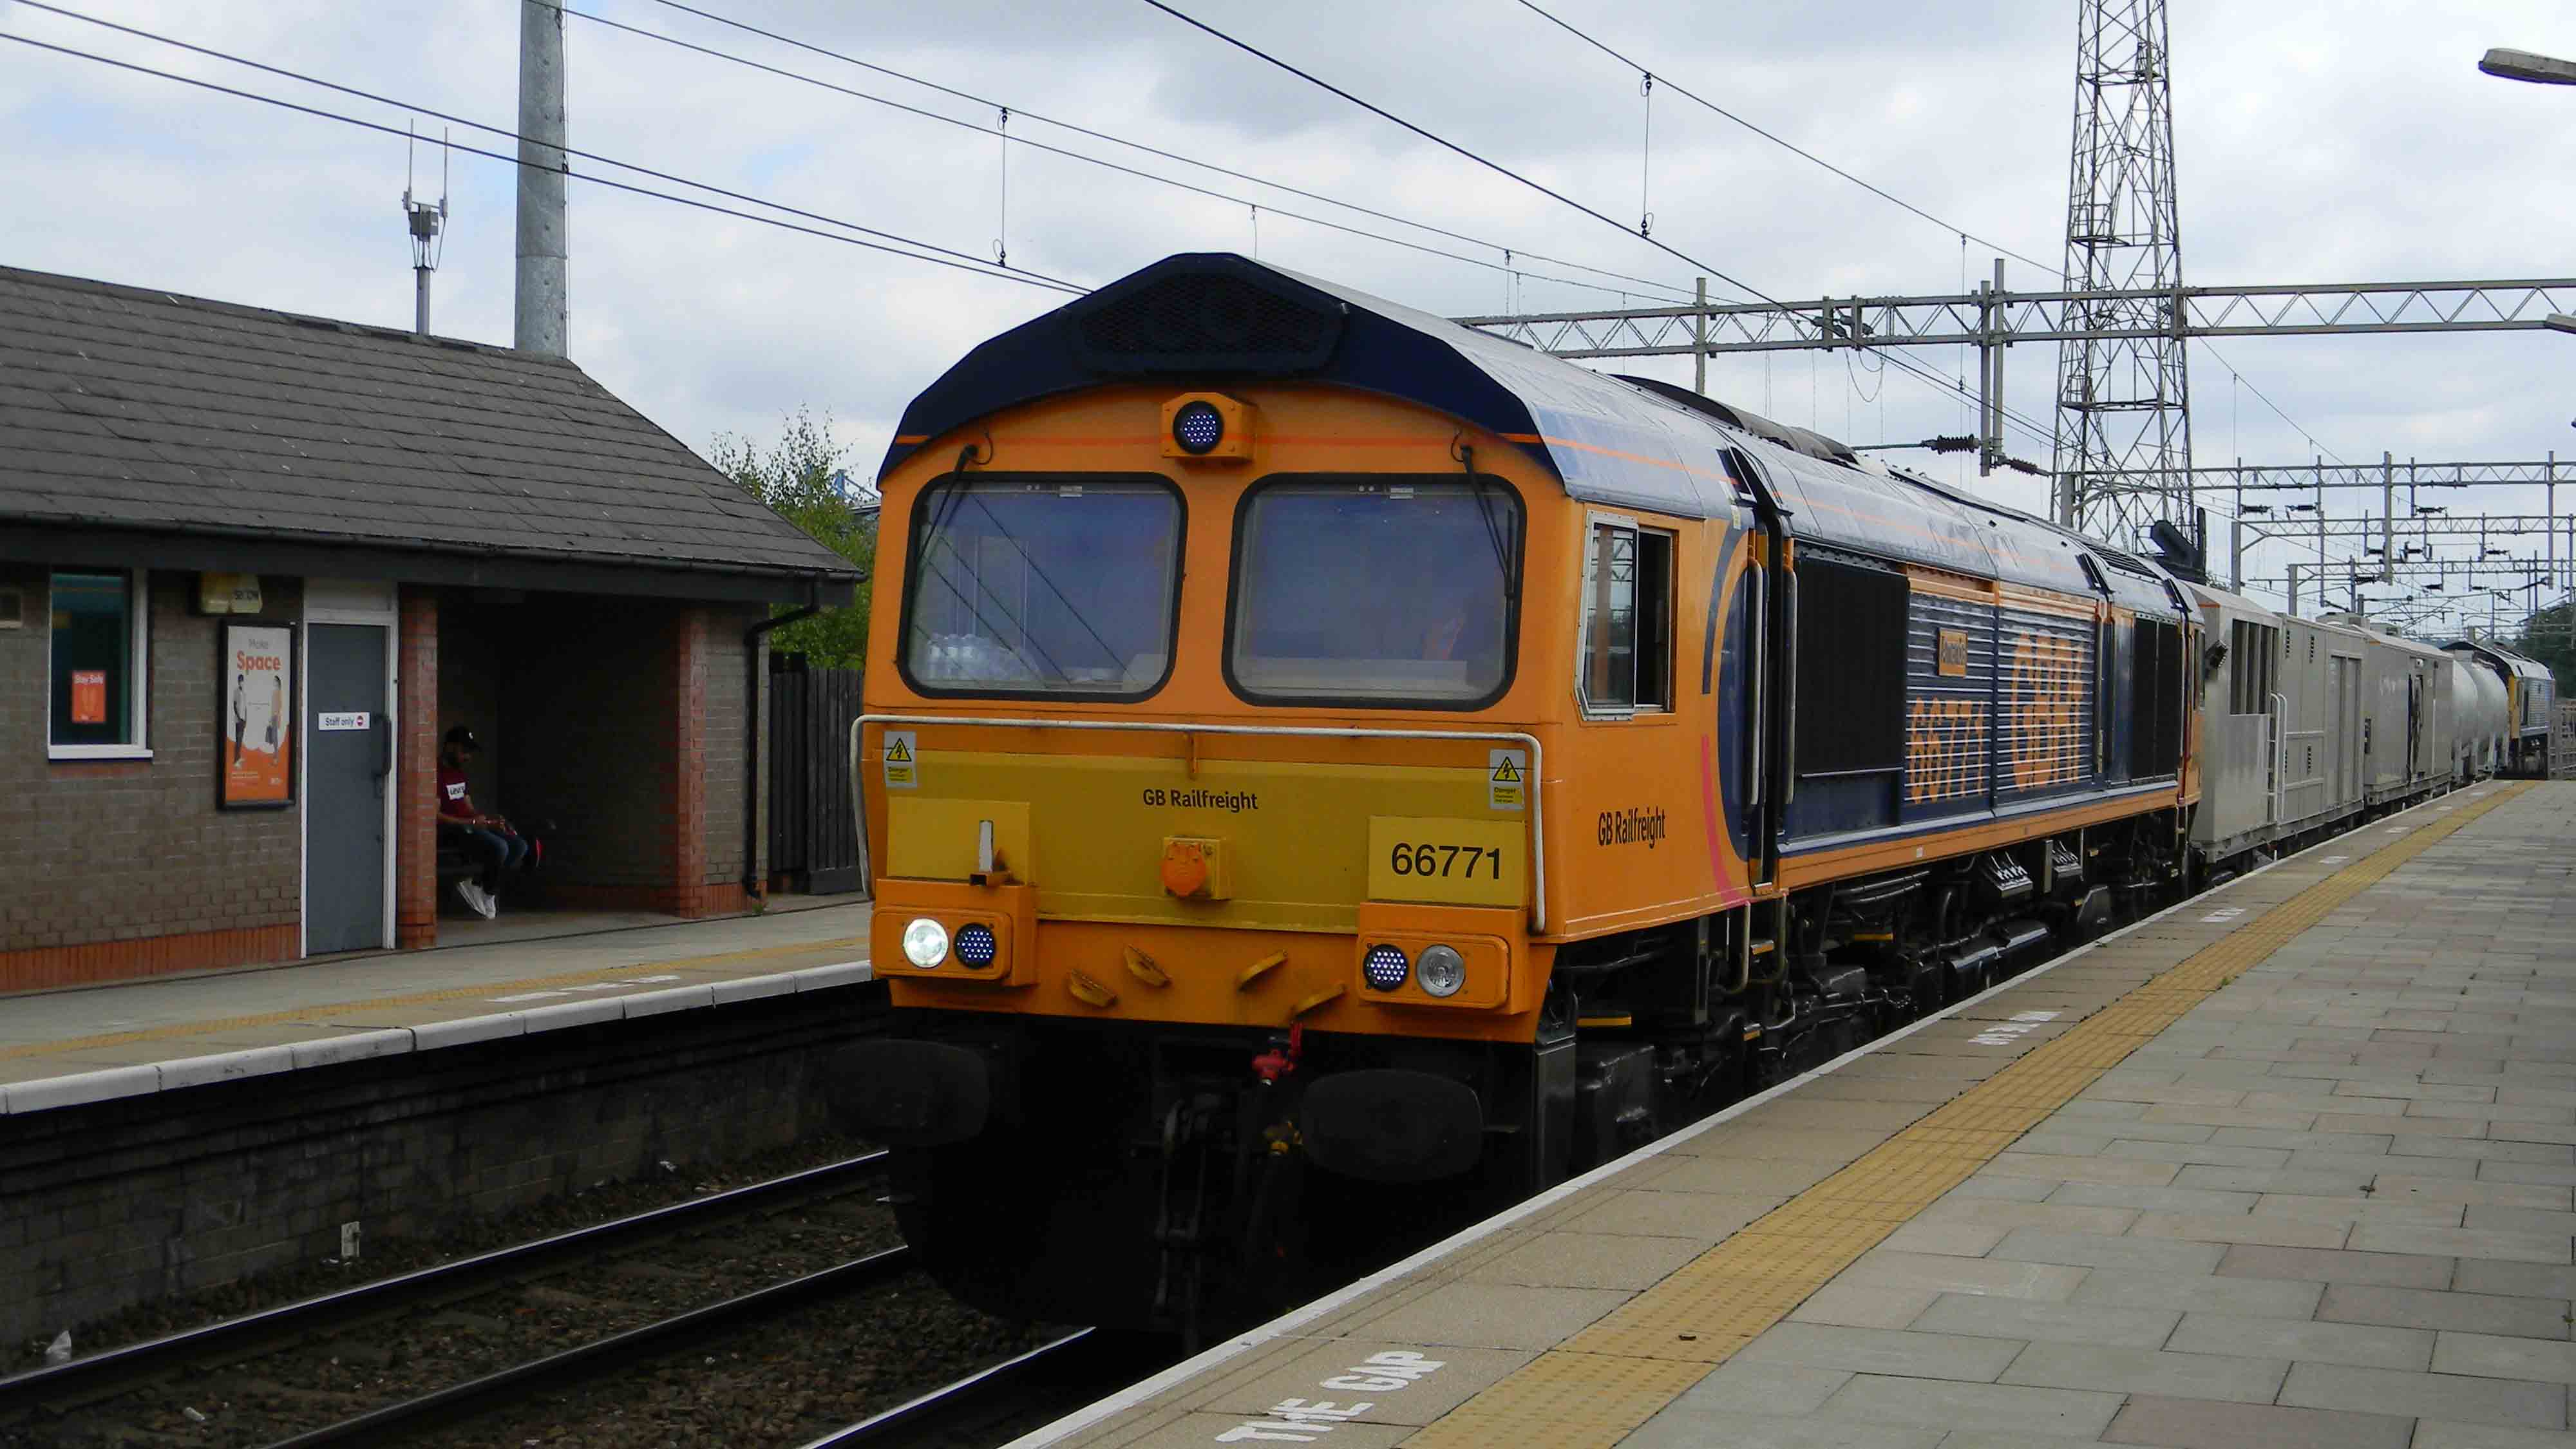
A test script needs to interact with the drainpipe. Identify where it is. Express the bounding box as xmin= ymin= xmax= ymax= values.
xmin=743 ymin=586 xmax=824 ymax=903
